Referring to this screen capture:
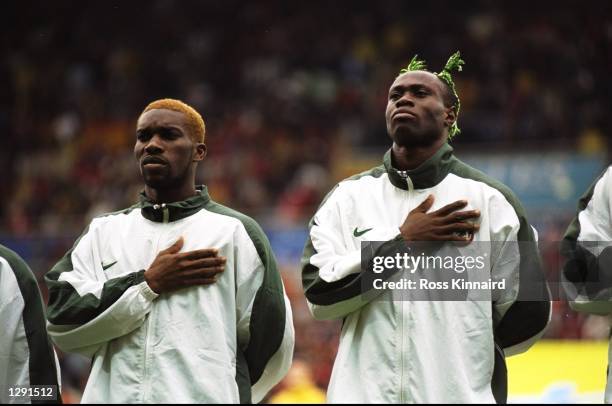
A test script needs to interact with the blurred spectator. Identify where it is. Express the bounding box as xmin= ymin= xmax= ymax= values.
xmin=268 ymin=358 xmax=326 ymax=404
